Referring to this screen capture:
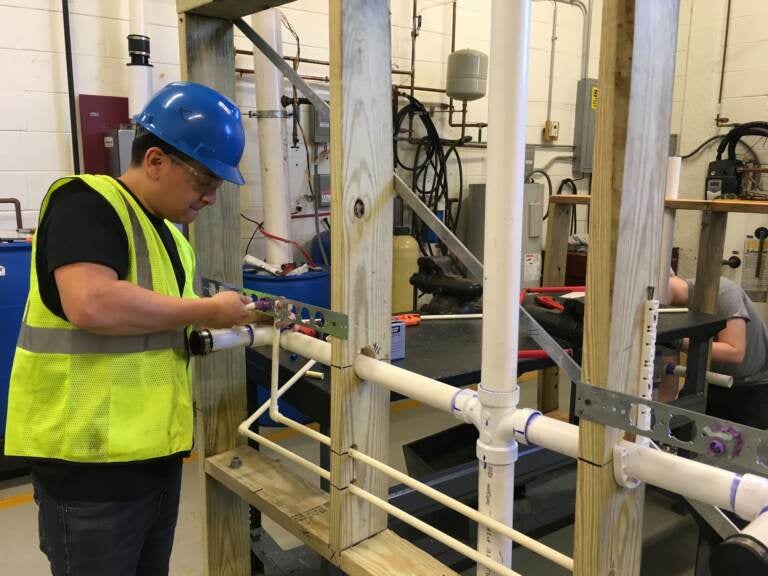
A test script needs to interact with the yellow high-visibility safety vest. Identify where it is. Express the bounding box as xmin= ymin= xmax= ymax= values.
xmin=5 ymin=175 xmax=197 ymax=463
